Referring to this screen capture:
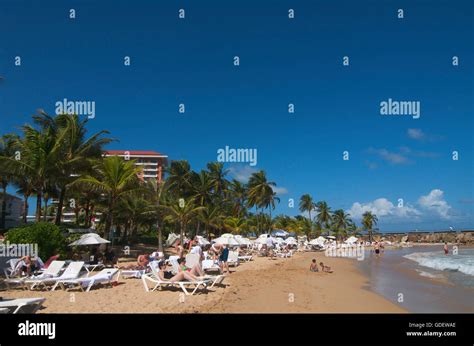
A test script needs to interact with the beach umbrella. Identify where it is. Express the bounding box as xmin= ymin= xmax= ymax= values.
xmin=274 ymin=237 xmax=285 ymax=244
xmin=69 ymin=233 xmax=110 ymax=246
xmin=271 ymin=229 xmax=289 ymax=237
xmin=213 ymin=236 xmax=239 ymax=246
xmin=255 ymin=237 xmax=267 ymax=244
xmin=345 ymin=236 xmax=358 ymax=244
xmin=166 ymin=233 xmax=180 ymax=247
xmin=220 ymin=233 xmax=235 ymax=238
xmin=327 ymin=236 xmax=336 ymax=240
xmin=284 ymin=237 xmax=297 ymax=245
xmin=196 ymin=236 xmax=210 ymax=246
